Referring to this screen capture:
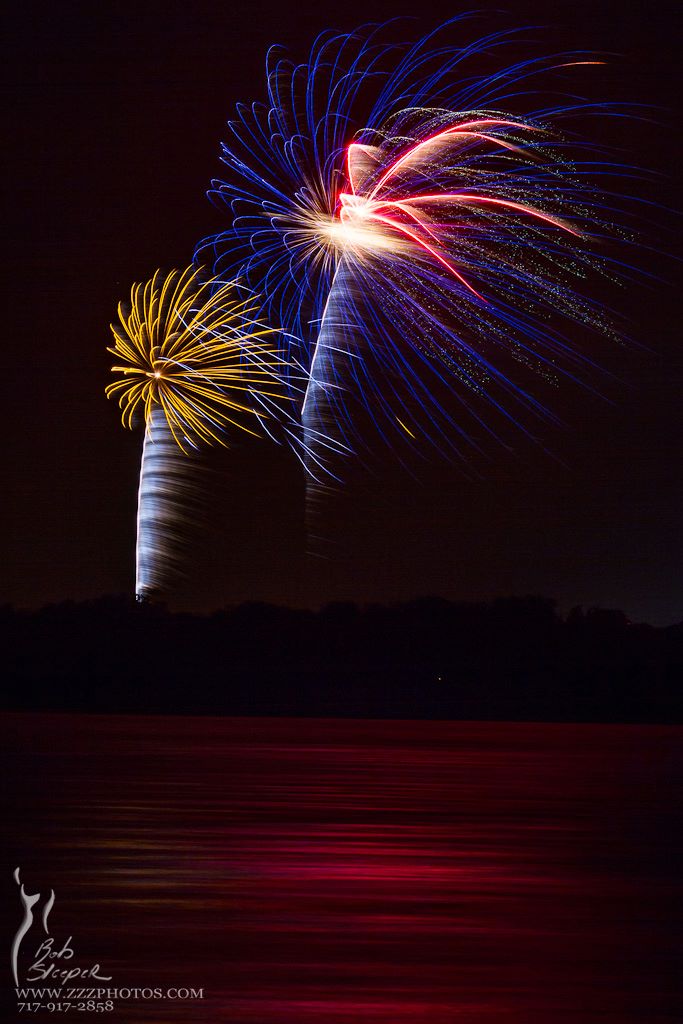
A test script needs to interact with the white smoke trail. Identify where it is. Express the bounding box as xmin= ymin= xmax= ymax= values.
xmin=135 ymin=407 xmax=197 ymax=600
xmin=300 ymin=260 xmax=360 ymax=533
